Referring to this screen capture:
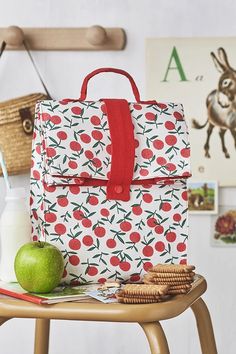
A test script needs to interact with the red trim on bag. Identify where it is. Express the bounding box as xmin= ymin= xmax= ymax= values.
xmin=101 ymin=99 xmax=135 ymax=201
xmin=46 ymin=175 xmax=191 ymax=187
